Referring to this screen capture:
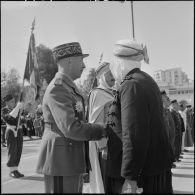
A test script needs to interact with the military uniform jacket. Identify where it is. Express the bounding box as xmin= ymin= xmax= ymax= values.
xmin=116 ymin=68 xmax=172 ymax=181
xmin=36 ymin=72 xmax=104 ymax=176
